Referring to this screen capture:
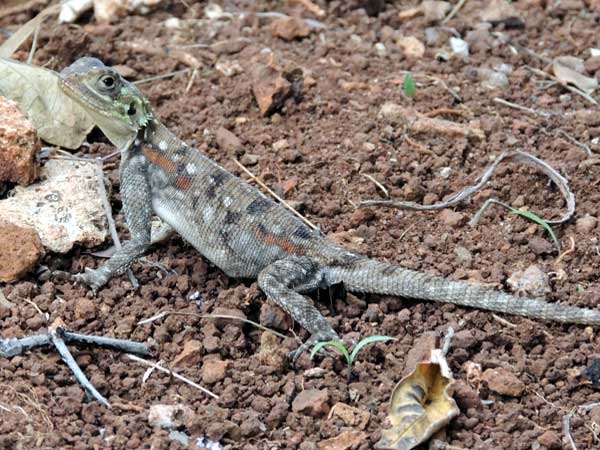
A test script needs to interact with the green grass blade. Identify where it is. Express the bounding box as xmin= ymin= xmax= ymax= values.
xmin=403 ymin=73 xmax=416 ymax=98
xmin=509 ymin=208 xmax=560 ymax=251
xmin=310 ymin=341 xmax=351 ymax=366
xmin=349 ymin=335 xmax=395 ymax=363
